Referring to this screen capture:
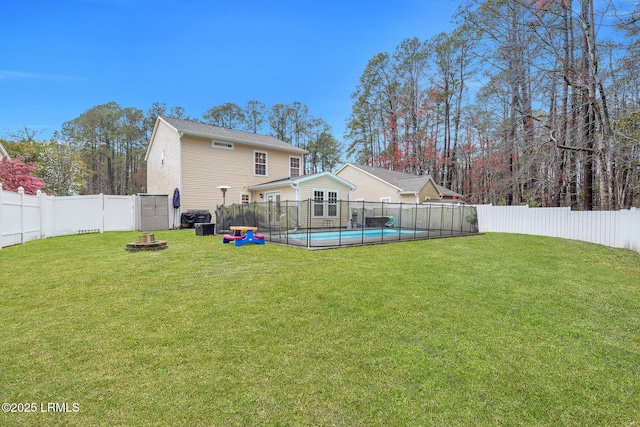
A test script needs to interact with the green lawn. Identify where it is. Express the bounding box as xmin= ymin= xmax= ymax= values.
xmin=1 ymin=231 xmax=639 ymax=426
